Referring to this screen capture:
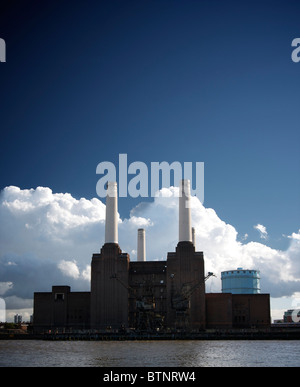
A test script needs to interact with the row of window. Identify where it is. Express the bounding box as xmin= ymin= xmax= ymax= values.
xmin=222 ymin=270 xmax=259 ymax=275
